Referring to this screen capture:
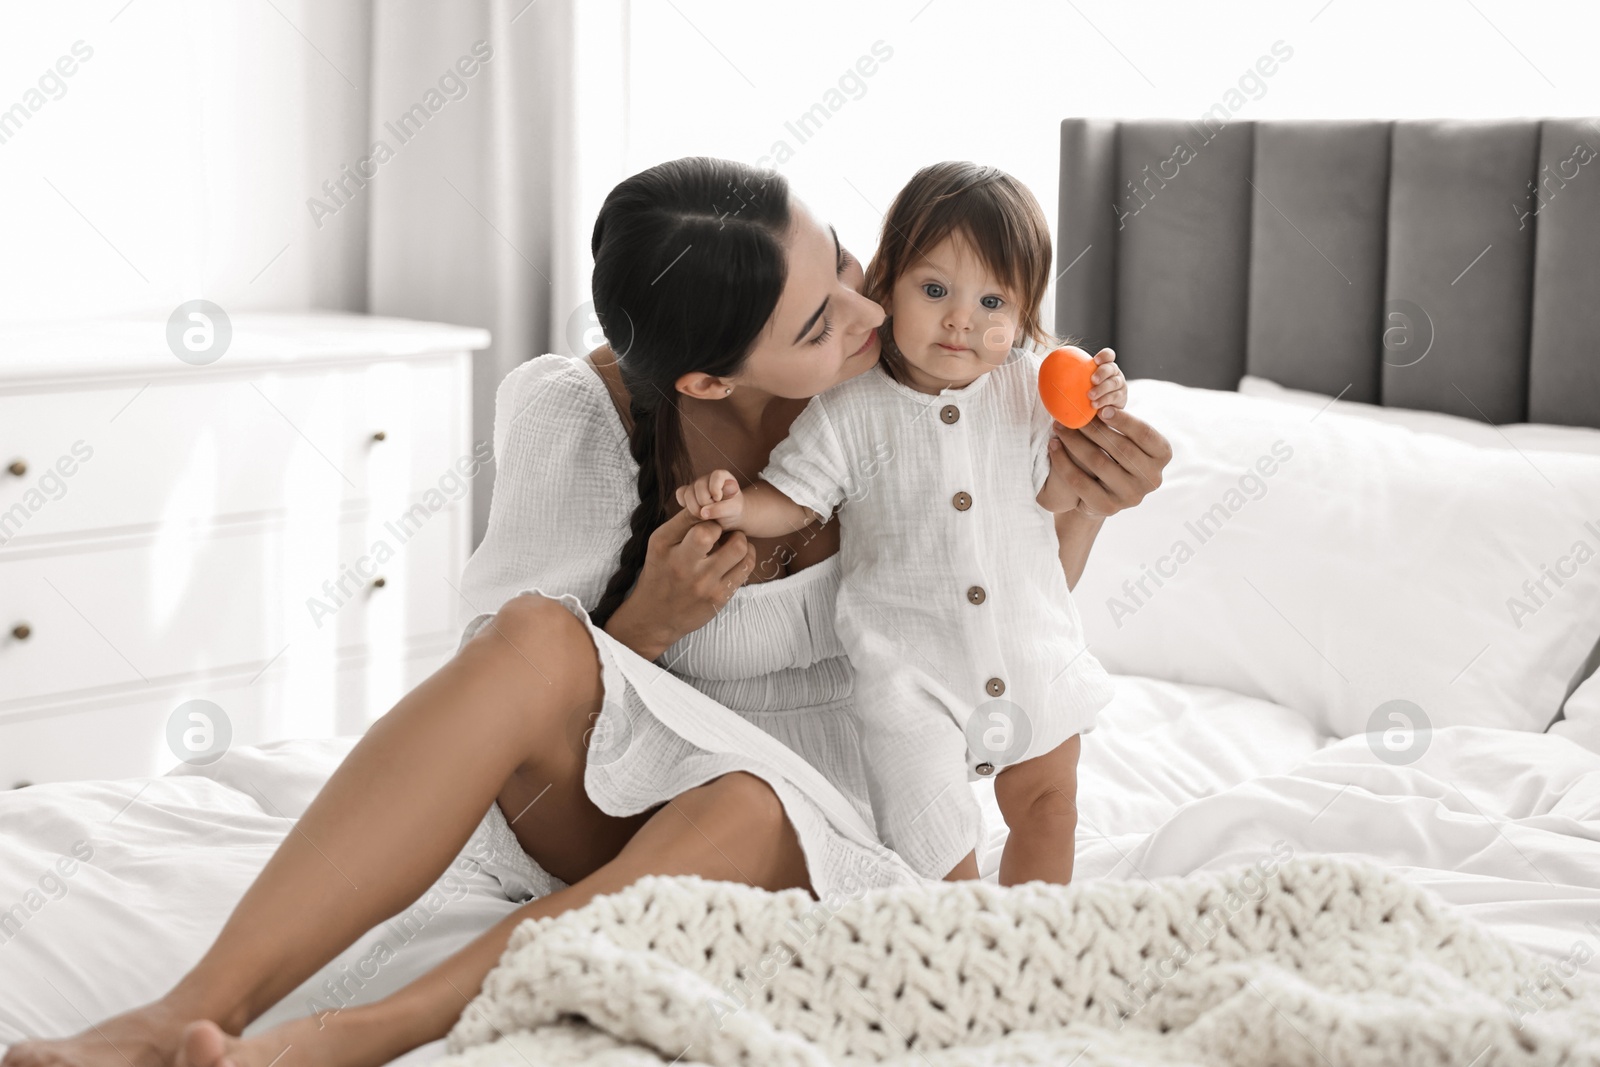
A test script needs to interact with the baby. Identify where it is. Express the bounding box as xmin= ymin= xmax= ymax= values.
xmin=676 ymin=162 xmax=1126 ymax=885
